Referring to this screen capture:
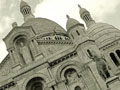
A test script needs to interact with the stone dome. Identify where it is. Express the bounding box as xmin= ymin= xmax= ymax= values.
xmin=22 ymin=18 xmax=66 ymax=35
xmin=66 ymin=18 xmax=84 ymax=30
xmin=87 ymin=23 xmax=120 ymax=47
